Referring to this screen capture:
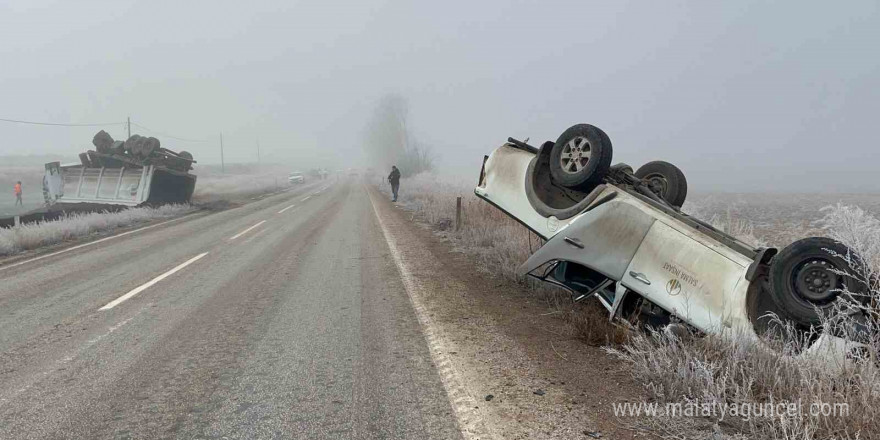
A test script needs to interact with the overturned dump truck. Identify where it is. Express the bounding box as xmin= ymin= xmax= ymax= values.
xmin=43 ymin=130 xmax=197 ymax=207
